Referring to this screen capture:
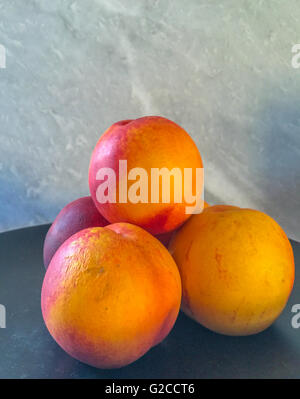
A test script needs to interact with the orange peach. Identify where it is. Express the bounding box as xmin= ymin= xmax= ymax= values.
xmin=89 ymin=116 xmax=203 ymax=235
xmin=41 ymin=223 xmax=181 ymax=368
xmin=169 ymin=205 xmax=295 ymax=336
